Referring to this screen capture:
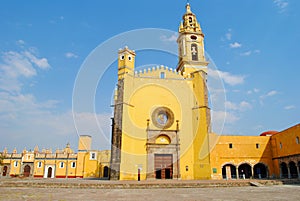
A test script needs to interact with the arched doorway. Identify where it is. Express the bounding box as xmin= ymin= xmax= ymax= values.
xmin=222 ymin=164 xmax=237 ymax=179
xmin=253 ymin=163 xmax=268 ymax=179
xmin=238 ymin=163 xmax=252 ymax=179
xmin=2 ymin=166 xmax=8 ymax=176
xmin=103 ymin=166 xmax=109 ymax=178
xmin=47 ymin=167 xmax=52 ymax=178
xmin=289 ymin=161 xmax=298 ymax=178
xmin=23 ymin=165 xmax=31 ymax=177
xmin=298 ymin=161 xmax=300 ymax=178
xmin=280 ymin=162 xmax=288 ymax=178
